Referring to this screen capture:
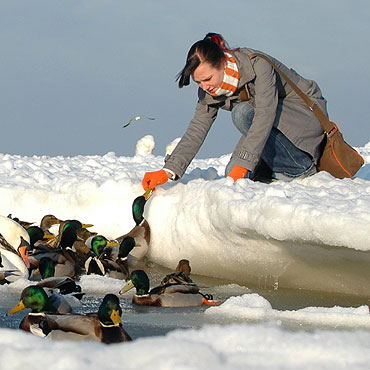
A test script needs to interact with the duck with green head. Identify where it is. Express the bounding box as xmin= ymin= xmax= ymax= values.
xmin=115 ymin=189 xmax=152 ymax=260
xmin=84 ymin=235 xmax=119 ymax=276
xmin=7 ymin=285 xmax=73 ymax=331
xmin=32 ymin=219 xmax=94 ymax=278
xmin=73 ymin=227 xmax=98 ymax=257
xmin=27 ymin=226 xmax=55 ymax=249
xmin=132 ymin=189 xmax=152 ymax=226
xmin=18 ymin=294 xmax=132 ymax=343
xmin=119 ymin=269 xmax=220 ymax=307
xmin=34 ymin=256 xmax=83 ymax=297
xmin=106 ymin=236 xmax=138 ymax=280
xmin=85 ymin=236 xmax=138 ymax=280
xmin=26 ymin=225 xmax=55 ymax=274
